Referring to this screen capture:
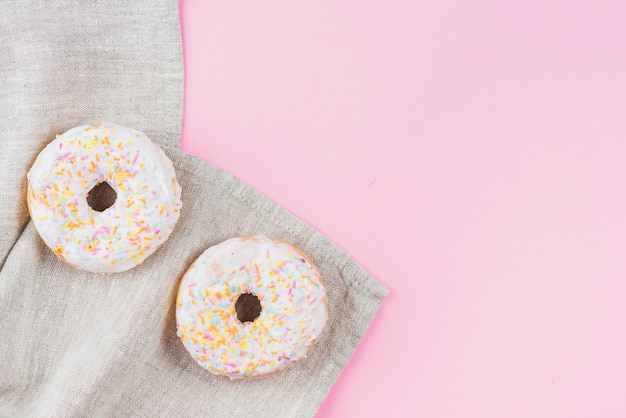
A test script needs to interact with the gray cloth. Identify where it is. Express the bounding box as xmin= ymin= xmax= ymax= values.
xmin=0 ymin=1 xmax=388 ymax=417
